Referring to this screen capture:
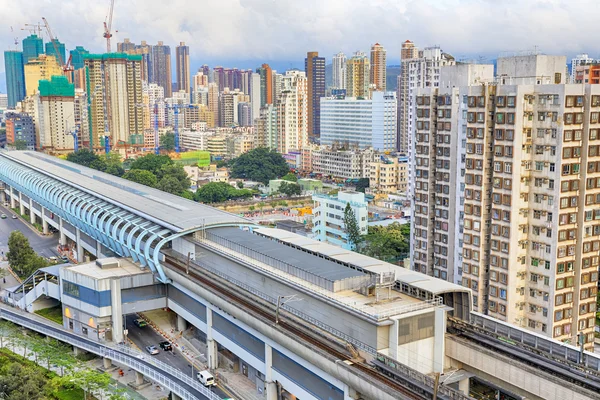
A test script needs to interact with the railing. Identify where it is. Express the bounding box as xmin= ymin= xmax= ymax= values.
xmin=0 ymin=306 xmax=221 ymax=400
xmin=375 ymin=353 xmax=473 ymax=400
